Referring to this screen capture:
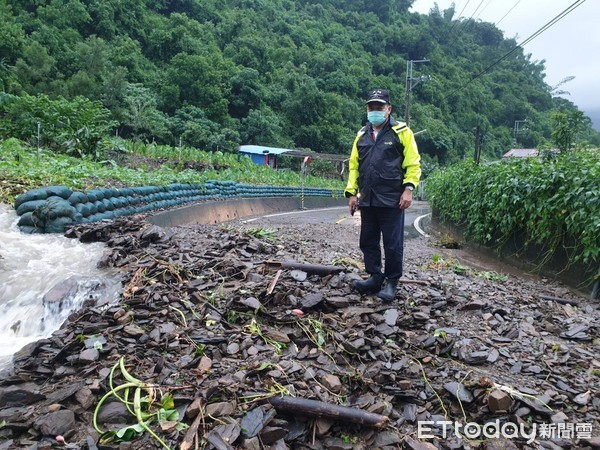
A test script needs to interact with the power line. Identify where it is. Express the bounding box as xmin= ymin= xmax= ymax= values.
xmin=454 ymin=0 xmax=473 ymax=22
xmin=465 ymin=0 xmax=486 ymax=22
xmin=474 ymin=0 xmax=494 ymax=20
xmin=519 ymin=0 xmax=586 ymax=48
xmin=445 ymin=0 xmax=473 ymax=38
xmin=446 ymin=0 xmax=494 ymax=51
xmin=453 ymin=0 xmax=486 ymax=36
xmin=495 ymin=0 xmax=523 ymax=27
xmin=442 ymin=0 xmax=587 ymax=101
